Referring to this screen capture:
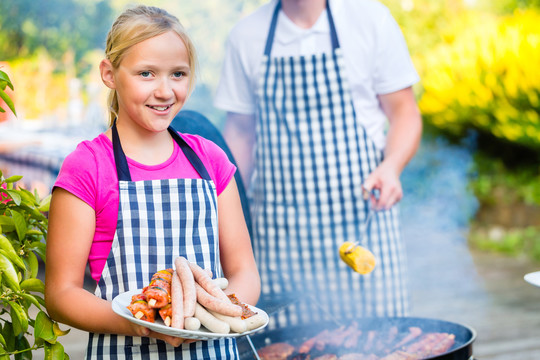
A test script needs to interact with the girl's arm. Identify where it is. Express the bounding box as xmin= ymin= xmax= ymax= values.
xmin=44 ymin=188 xmax=183 ymax=346
xmin=217 ymin=178 xmax=261 ymax=306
